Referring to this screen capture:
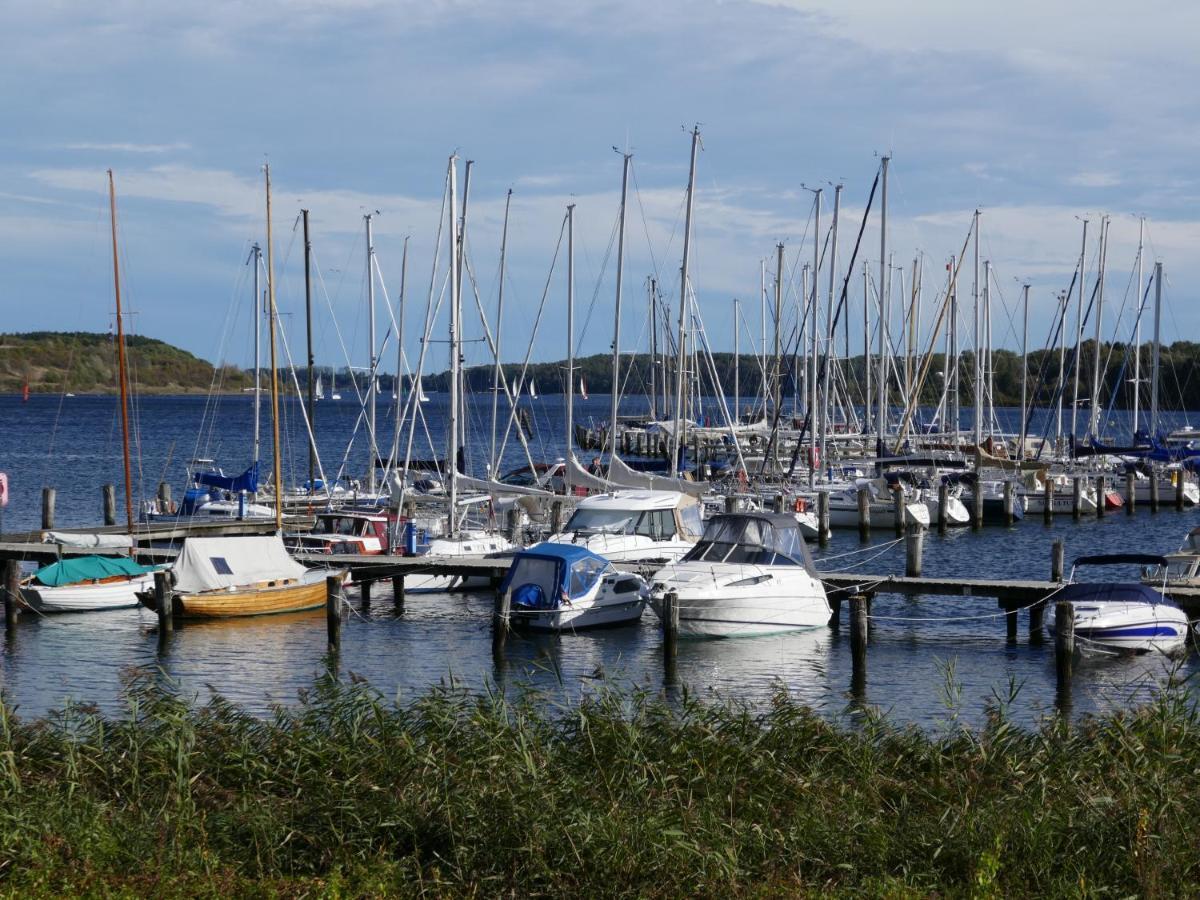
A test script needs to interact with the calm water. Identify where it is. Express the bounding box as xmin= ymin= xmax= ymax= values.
xmin=1 ymin=390 xmax=1198 ymax=727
